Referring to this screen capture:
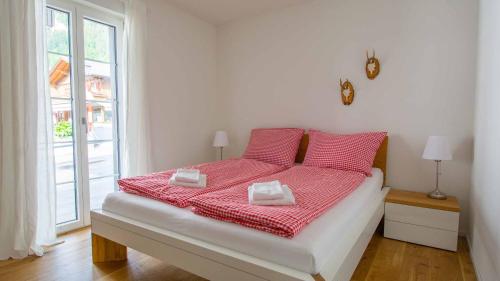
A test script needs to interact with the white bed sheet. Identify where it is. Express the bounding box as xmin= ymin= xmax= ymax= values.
xmin=102 ymin=168 xmax=384 ymax=274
